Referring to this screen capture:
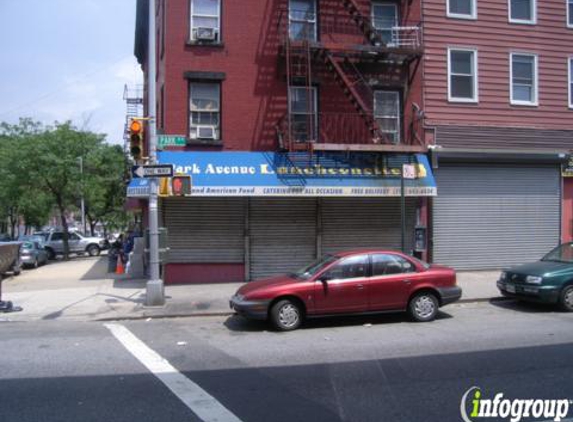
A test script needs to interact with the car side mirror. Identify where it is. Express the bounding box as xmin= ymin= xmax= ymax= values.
xmin=318 ymin=275 xmax=331 ymax=283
